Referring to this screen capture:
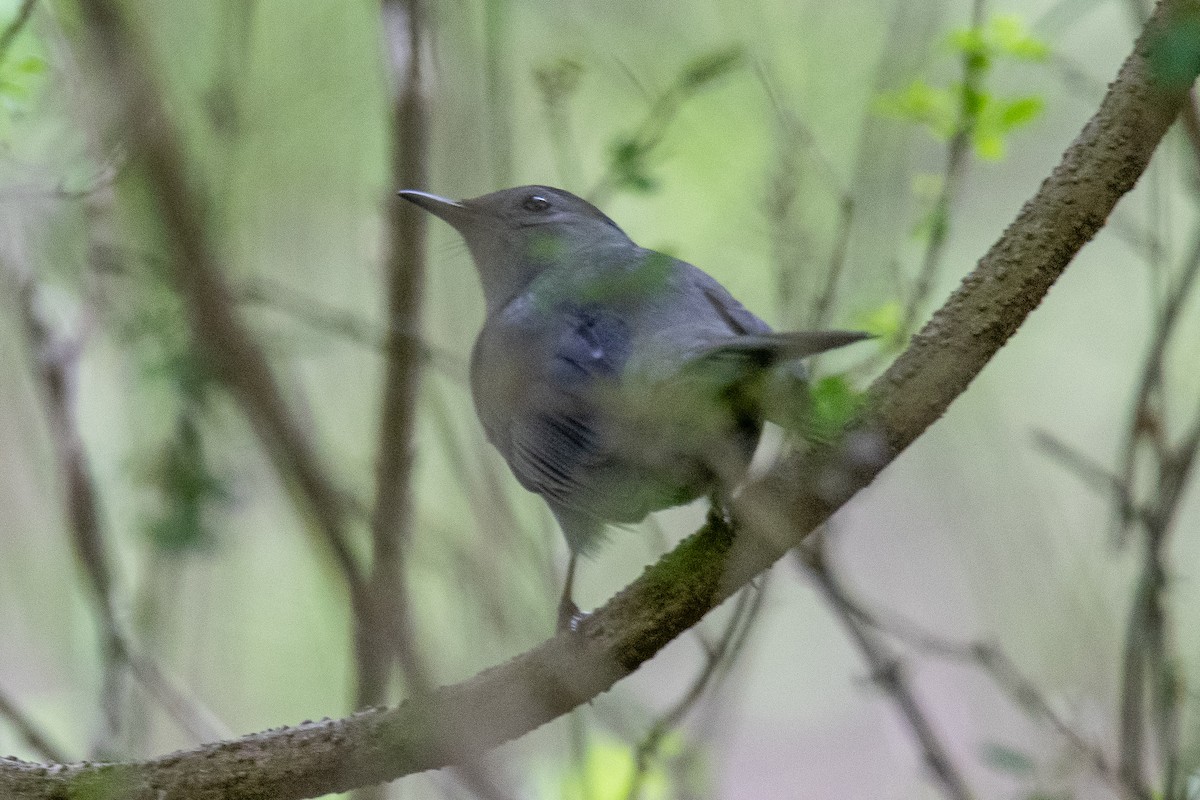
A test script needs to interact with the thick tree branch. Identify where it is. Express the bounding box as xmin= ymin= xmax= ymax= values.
xmin=1 ymin=1 xmax=1194 ymax=798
